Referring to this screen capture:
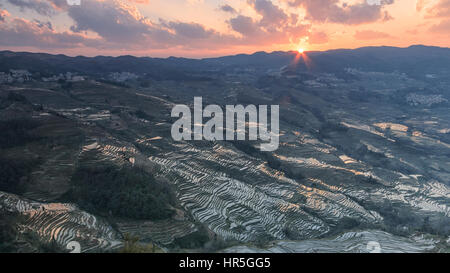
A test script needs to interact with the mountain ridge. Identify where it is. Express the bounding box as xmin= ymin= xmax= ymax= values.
xmin=2 ymin=45 xmax=450 ymax=79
